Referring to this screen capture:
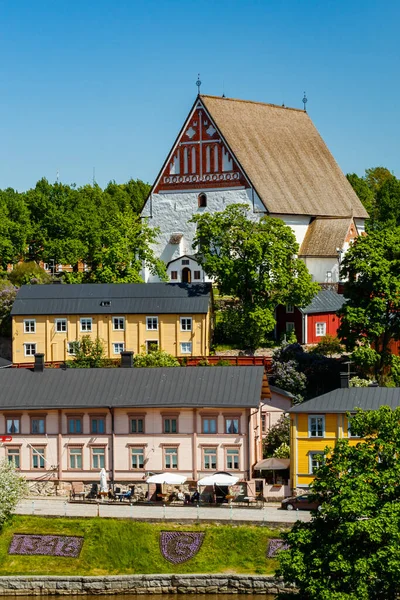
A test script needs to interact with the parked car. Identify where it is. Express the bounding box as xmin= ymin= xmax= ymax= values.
xmin=281 ymin=493 xmax=322 ymax=511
